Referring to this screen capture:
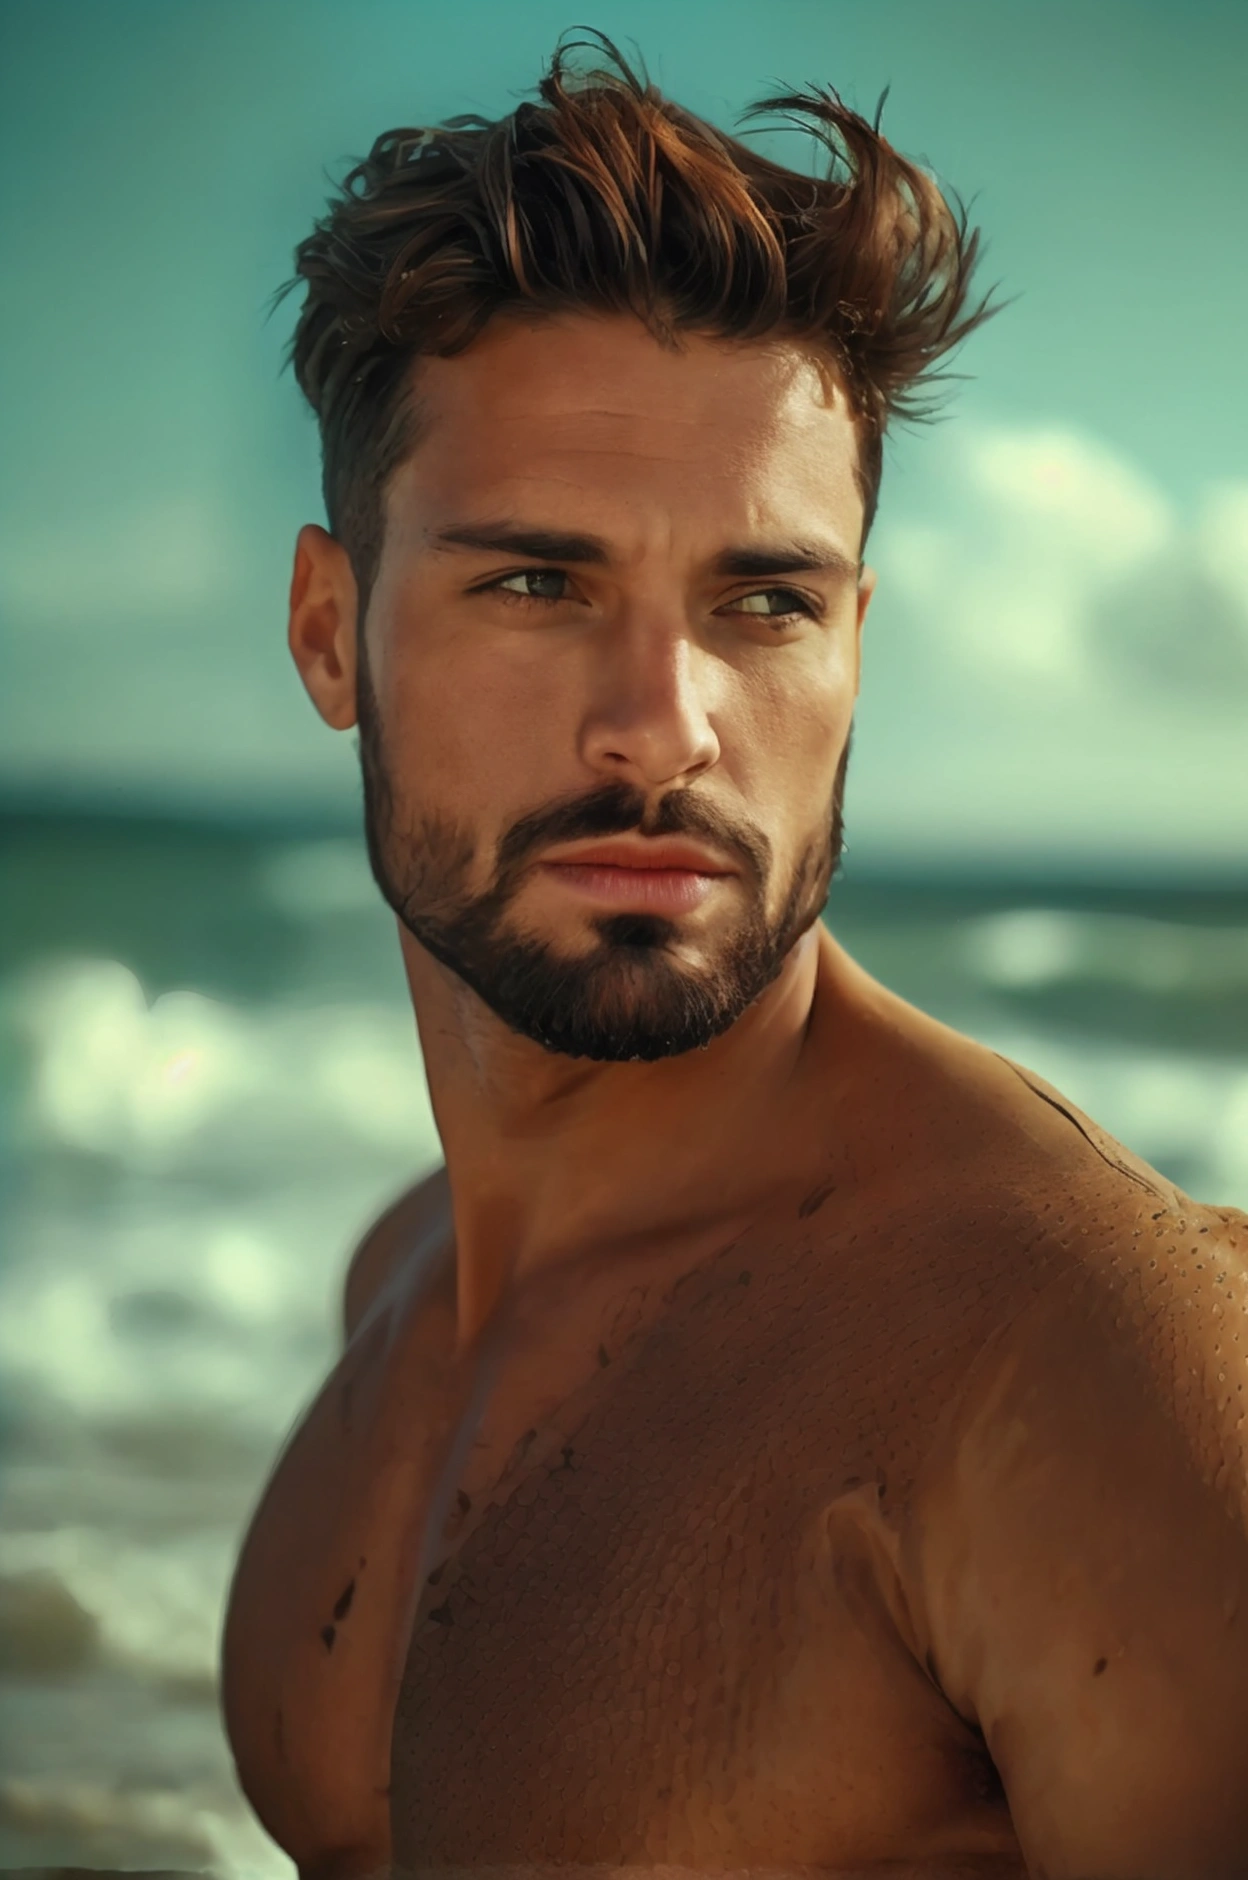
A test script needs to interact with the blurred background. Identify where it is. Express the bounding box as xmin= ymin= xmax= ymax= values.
xmin=1 ymin=0 xmax=1245 ymax=1872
